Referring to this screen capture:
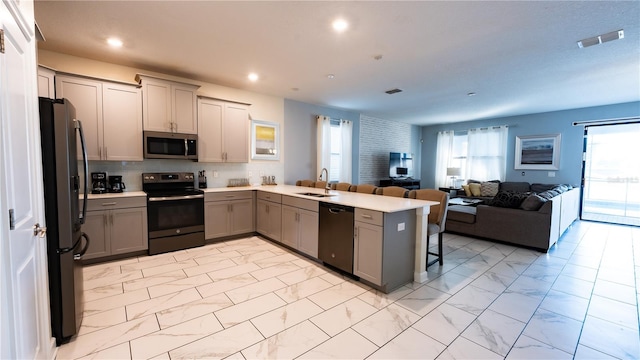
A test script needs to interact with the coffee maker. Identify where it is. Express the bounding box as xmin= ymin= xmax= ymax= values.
xmin=91 ymin=172 xmax=108 ymax=194
xmin=108 ymin=175 xmax=126 ymax=193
